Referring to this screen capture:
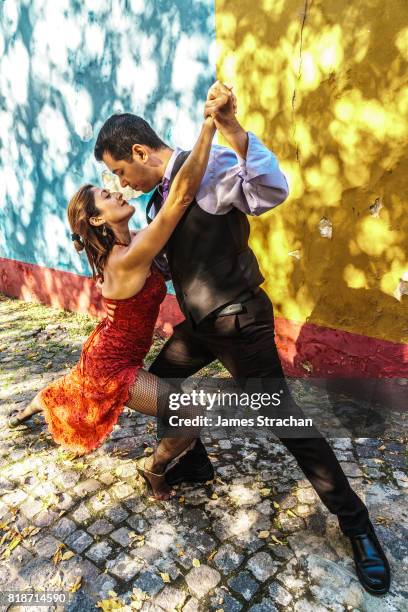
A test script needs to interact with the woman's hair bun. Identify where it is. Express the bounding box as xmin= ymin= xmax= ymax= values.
xmin=71 ymin=232 xmax=85 ymax=253
xmin=73 ymin=239 xmax=85 ymax=253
